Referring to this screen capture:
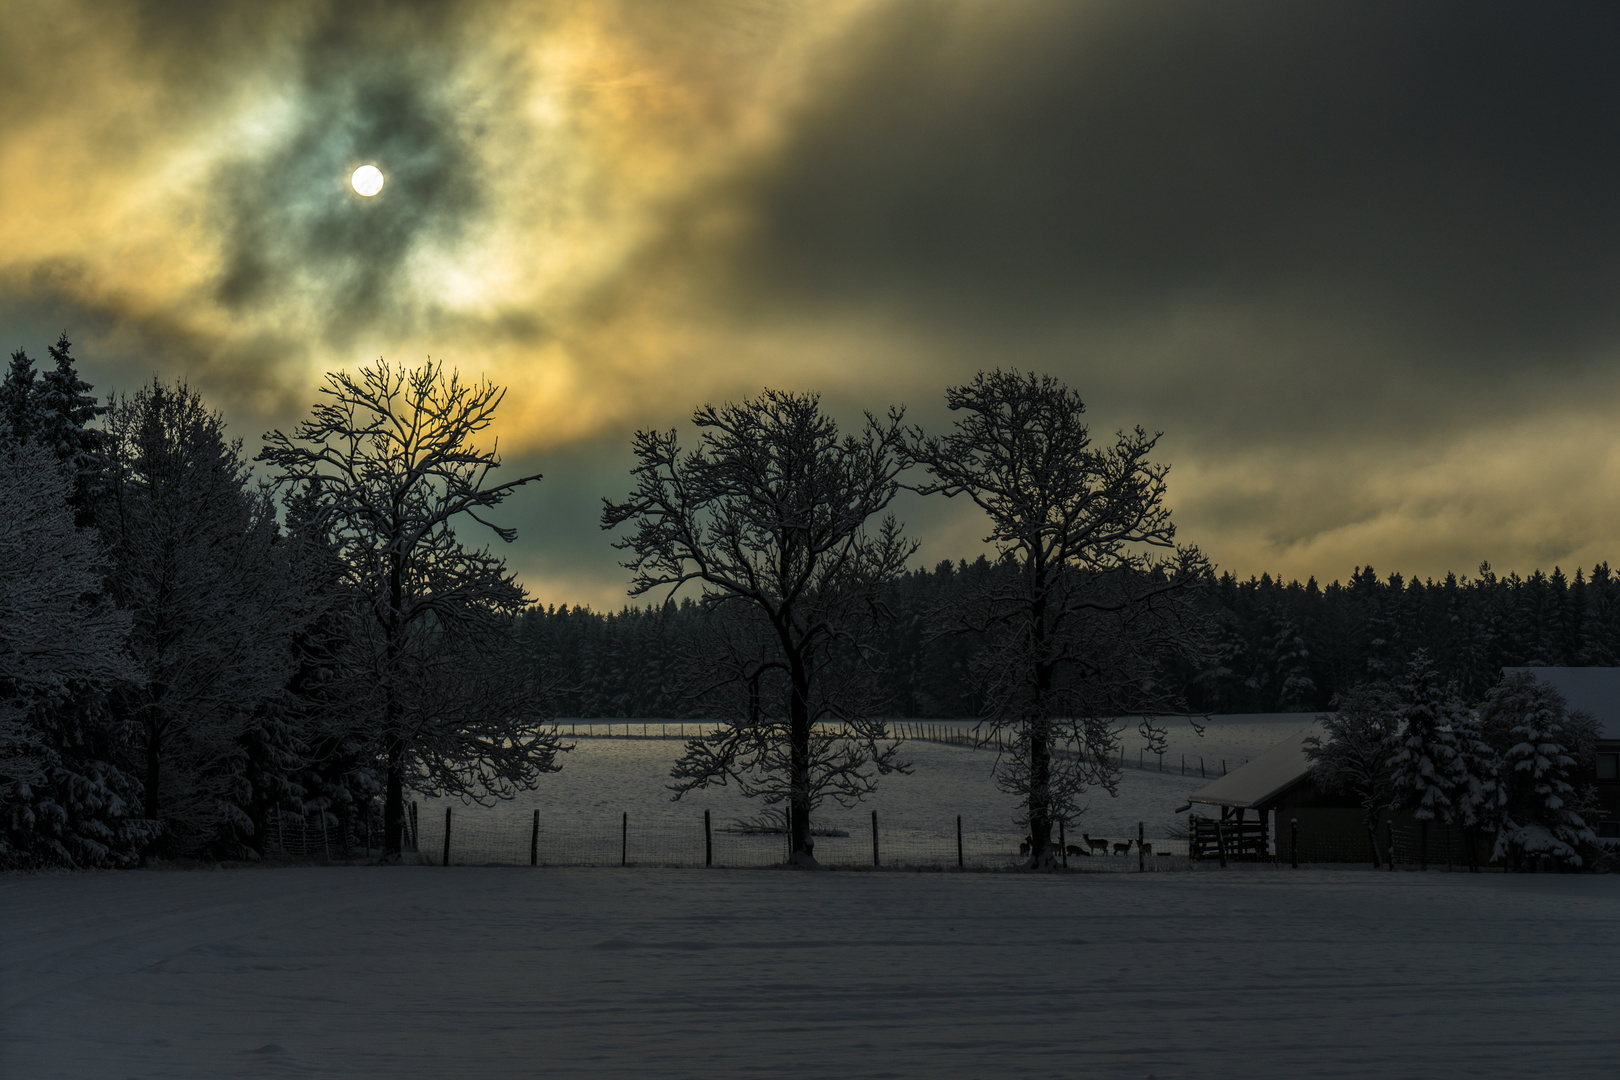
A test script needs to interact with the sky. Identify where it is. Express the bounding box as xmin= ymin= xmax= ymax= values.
xmin=7 ymin=0 xmax=1620 ymax=610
